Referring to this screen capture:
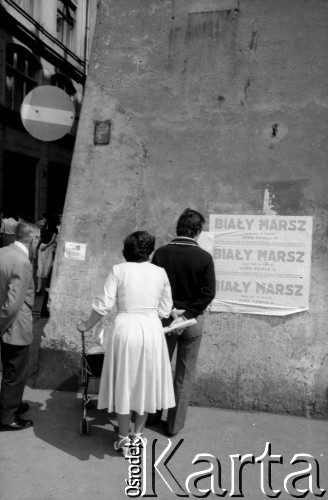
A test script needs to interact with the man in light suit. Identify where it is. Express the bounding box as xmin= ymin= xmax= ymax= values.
xmin=0 ymin=222 xmax=35 ymax=430
xmin=150 ymin=208 xmax=216 ymax=436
